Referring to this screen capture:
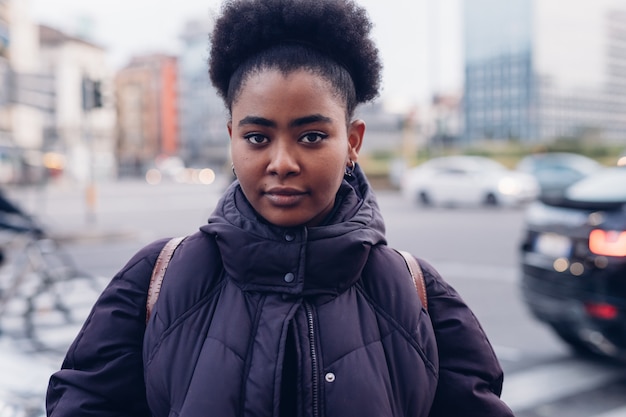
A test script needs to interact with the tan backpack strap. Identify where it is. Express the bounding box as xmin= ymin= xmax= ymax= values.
xmin=146 ymin=236 xmax=186 ymax=324
xmin=398 ymin=250 xmax=428 ymax=310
